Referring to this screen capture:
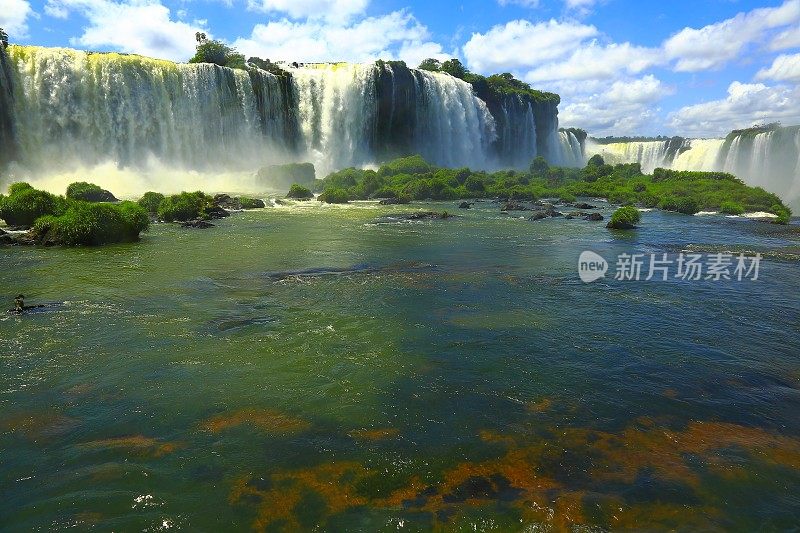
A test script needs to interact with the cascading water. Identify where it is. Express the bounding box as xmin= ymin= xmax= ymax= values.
xmin=0 ymin=46 xmax=560 ymax=194
xmin=585 ymin=129 xmax=800 ymax=210
xmin=555 ymin=130 xmax=585 ymax=167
